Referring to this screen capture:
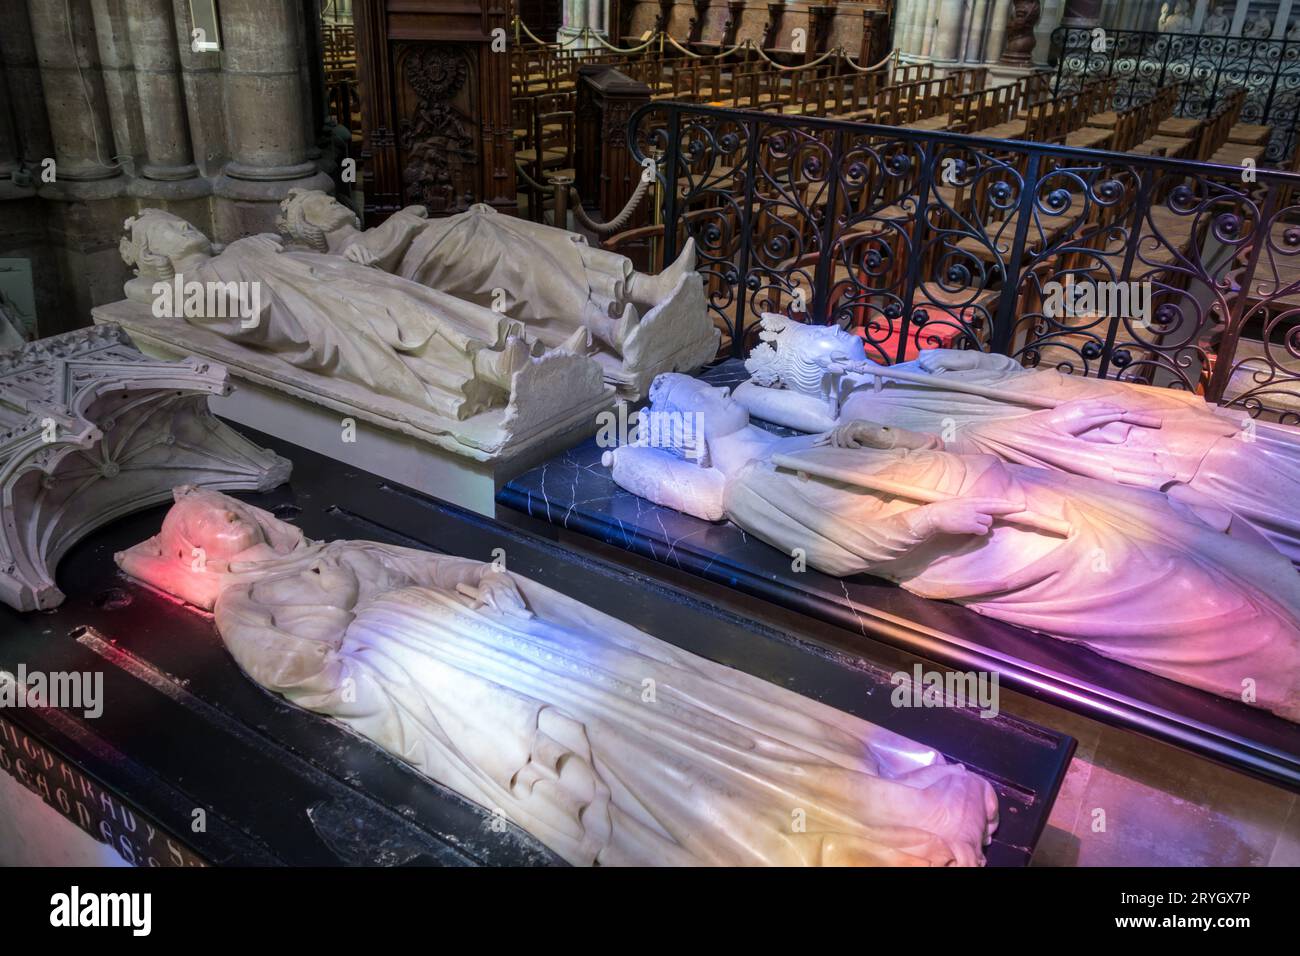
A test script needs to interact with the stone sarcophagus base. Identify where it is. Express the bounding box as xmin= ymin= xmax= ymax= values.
xmin=91 ymin=303 xmax=616 ymax=516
